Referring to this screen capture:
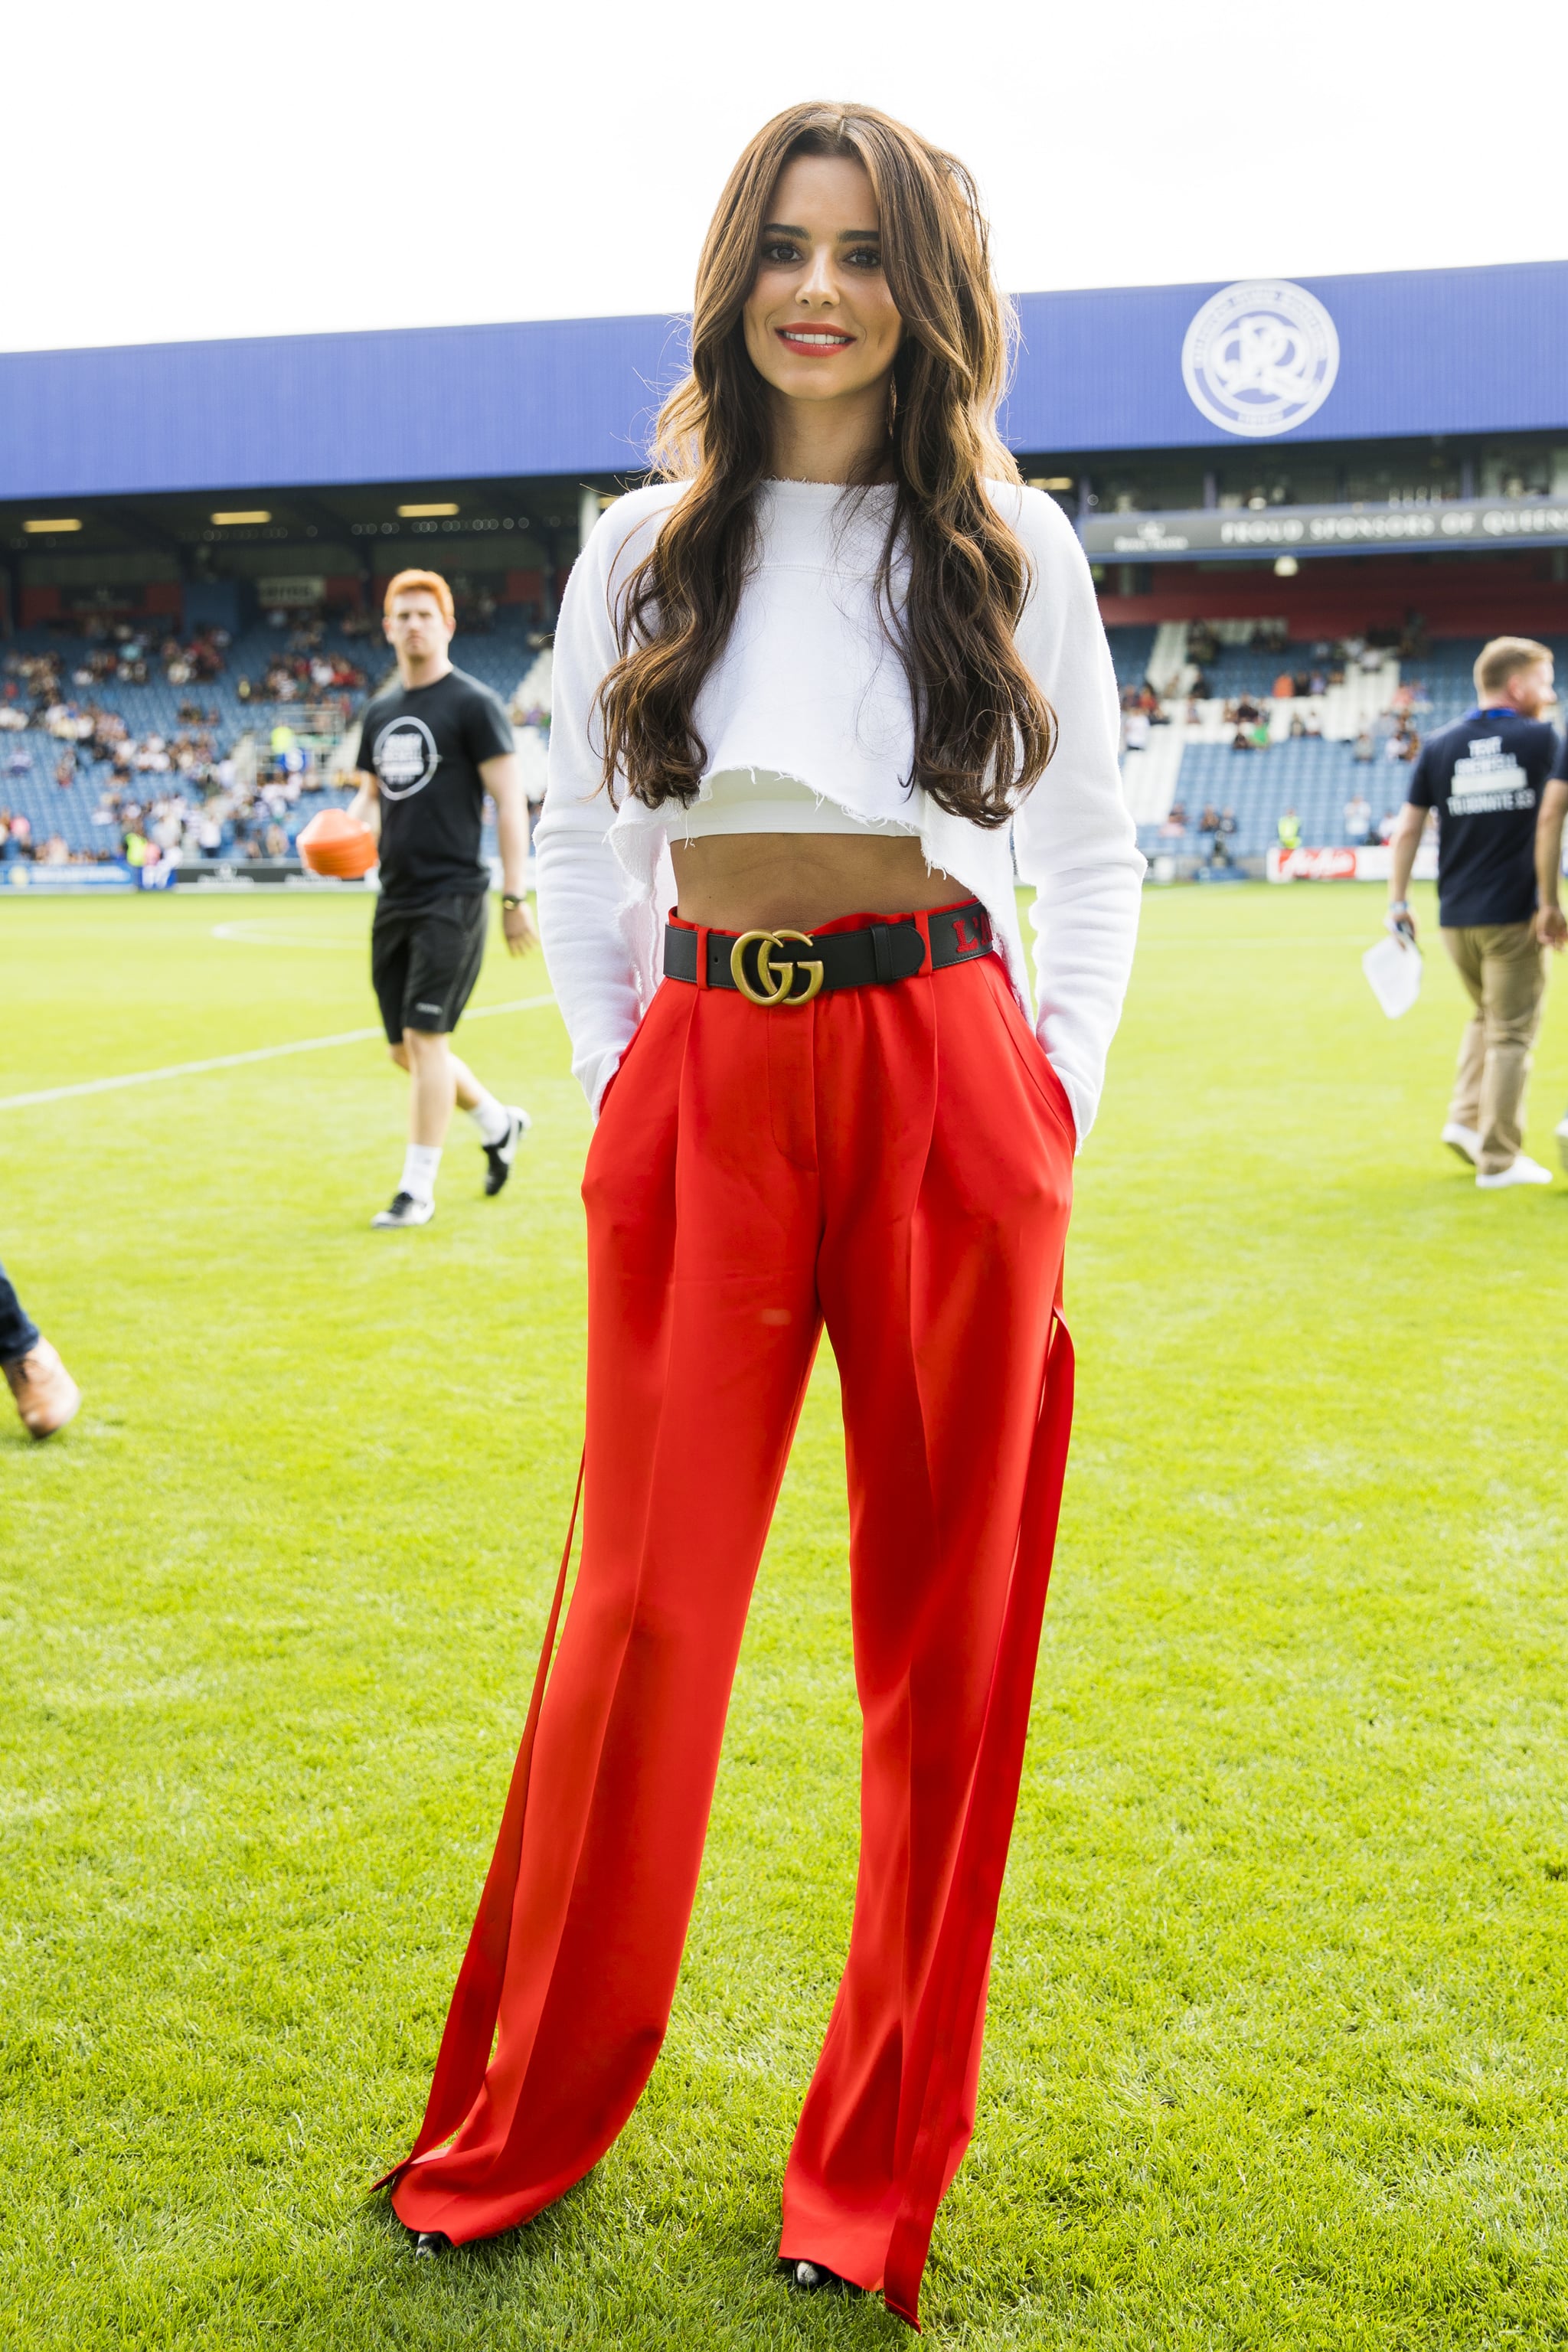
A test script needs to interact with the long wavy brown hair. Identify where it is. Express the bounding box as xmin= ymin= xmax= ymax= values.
xmin=596 ymin=101 xmax=1056 ymax=826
